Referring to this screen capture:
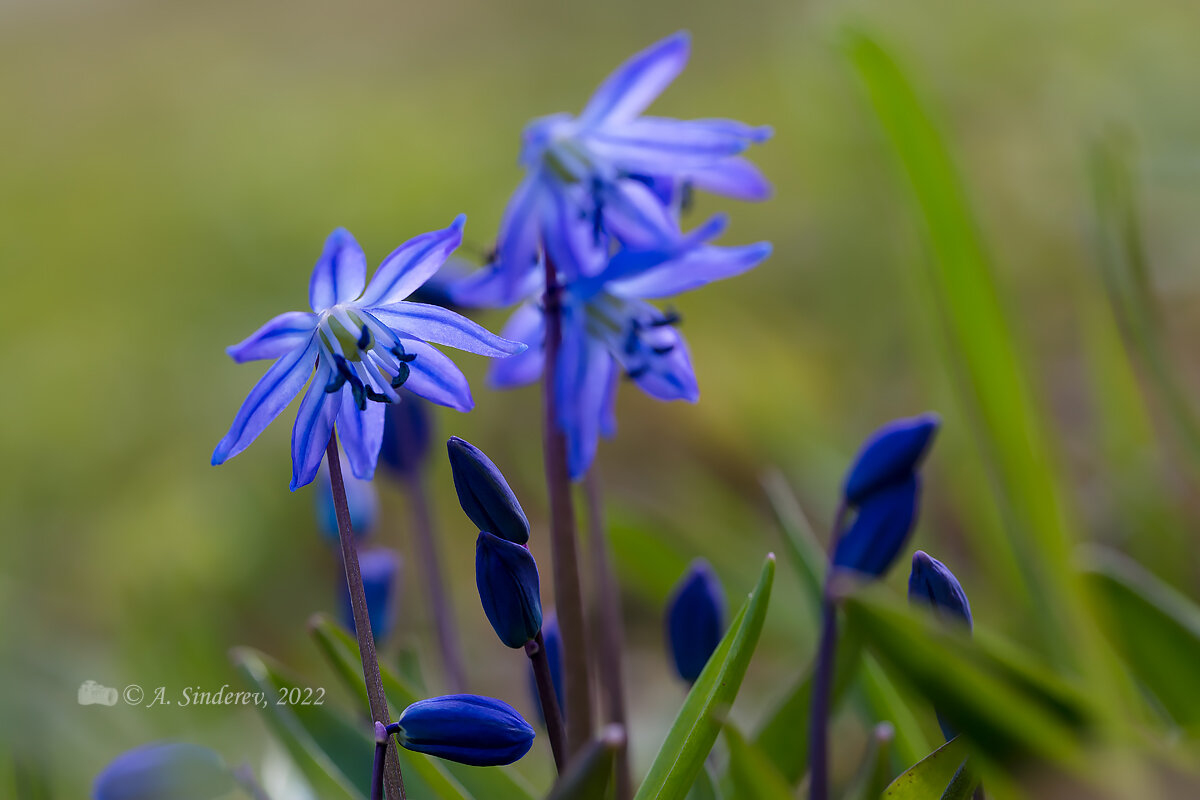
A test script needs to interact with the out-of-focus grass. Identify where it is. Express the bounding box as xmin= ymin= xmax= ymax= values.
xmin=3 ymin=0 xmax=1200 ymax=794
